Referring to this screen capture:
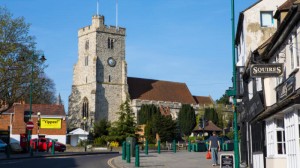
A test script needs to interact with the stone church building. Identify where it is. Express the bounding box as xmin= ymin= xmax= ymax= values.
xmin=68 ymin=15 xmax=214 ymax=131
